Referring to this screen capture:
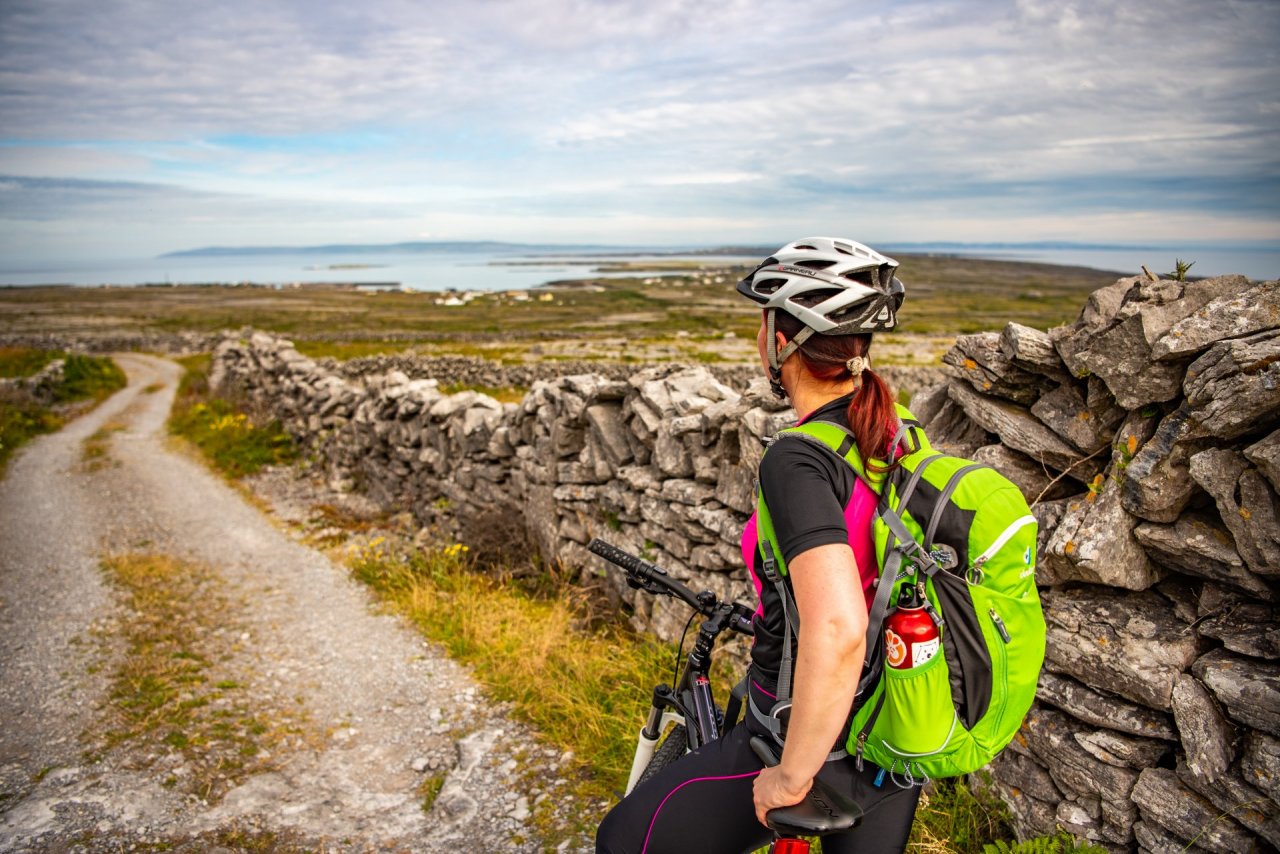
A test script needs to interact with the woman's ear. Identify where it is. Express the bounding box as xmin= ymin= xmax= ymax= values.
xmin=774 ymin=330 xmax=789 ymax=353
